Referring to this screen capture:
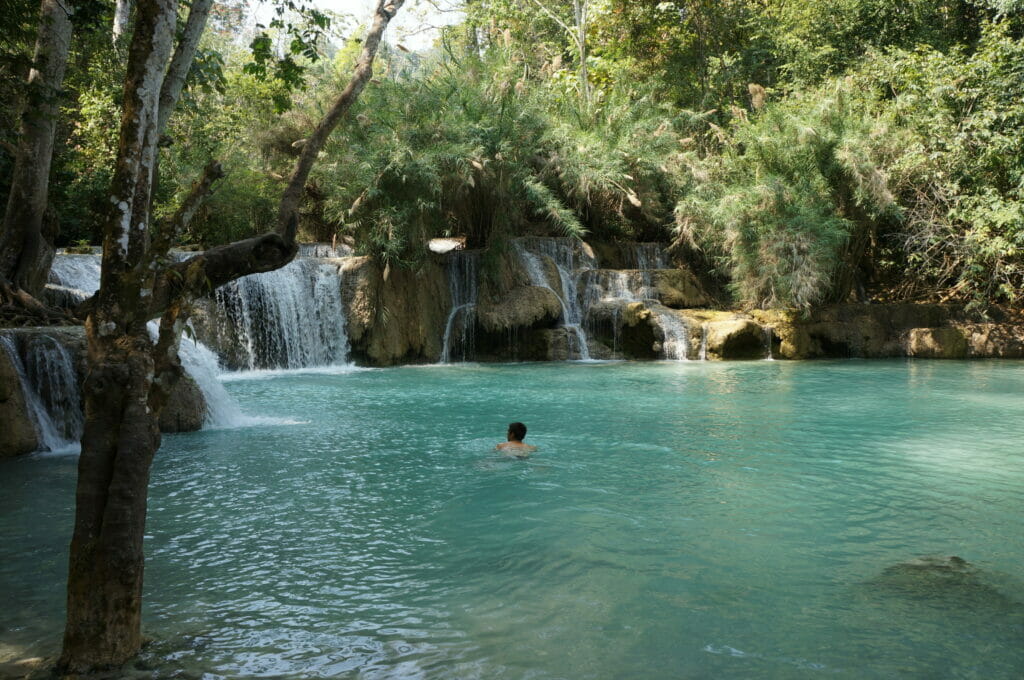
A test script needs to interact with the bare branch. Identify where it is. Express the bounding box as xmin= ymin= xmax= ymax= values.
xmin=527 ymin=0 xmax=581 ymax=50
xmin=157 ymin=0 xmax=214 ymax=135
